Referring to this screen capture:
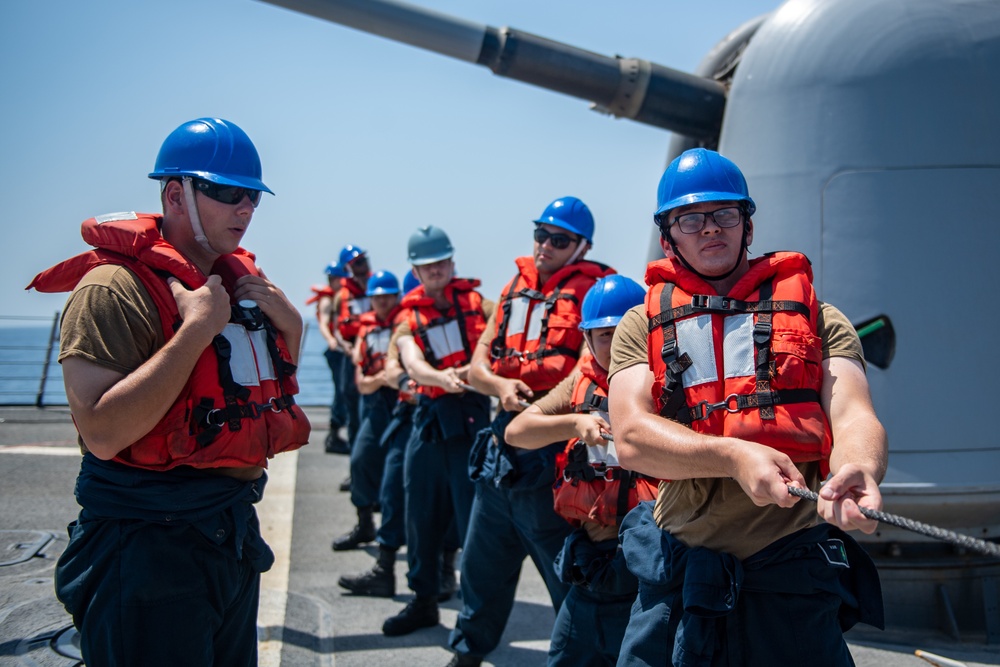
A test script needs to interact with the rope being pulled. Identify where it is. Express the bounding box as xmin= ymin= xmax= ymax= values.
xmin=457 ymin=382 xmax=531 ymax=408
xmin=787 ymin=485 xmax=1000 ymax=558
